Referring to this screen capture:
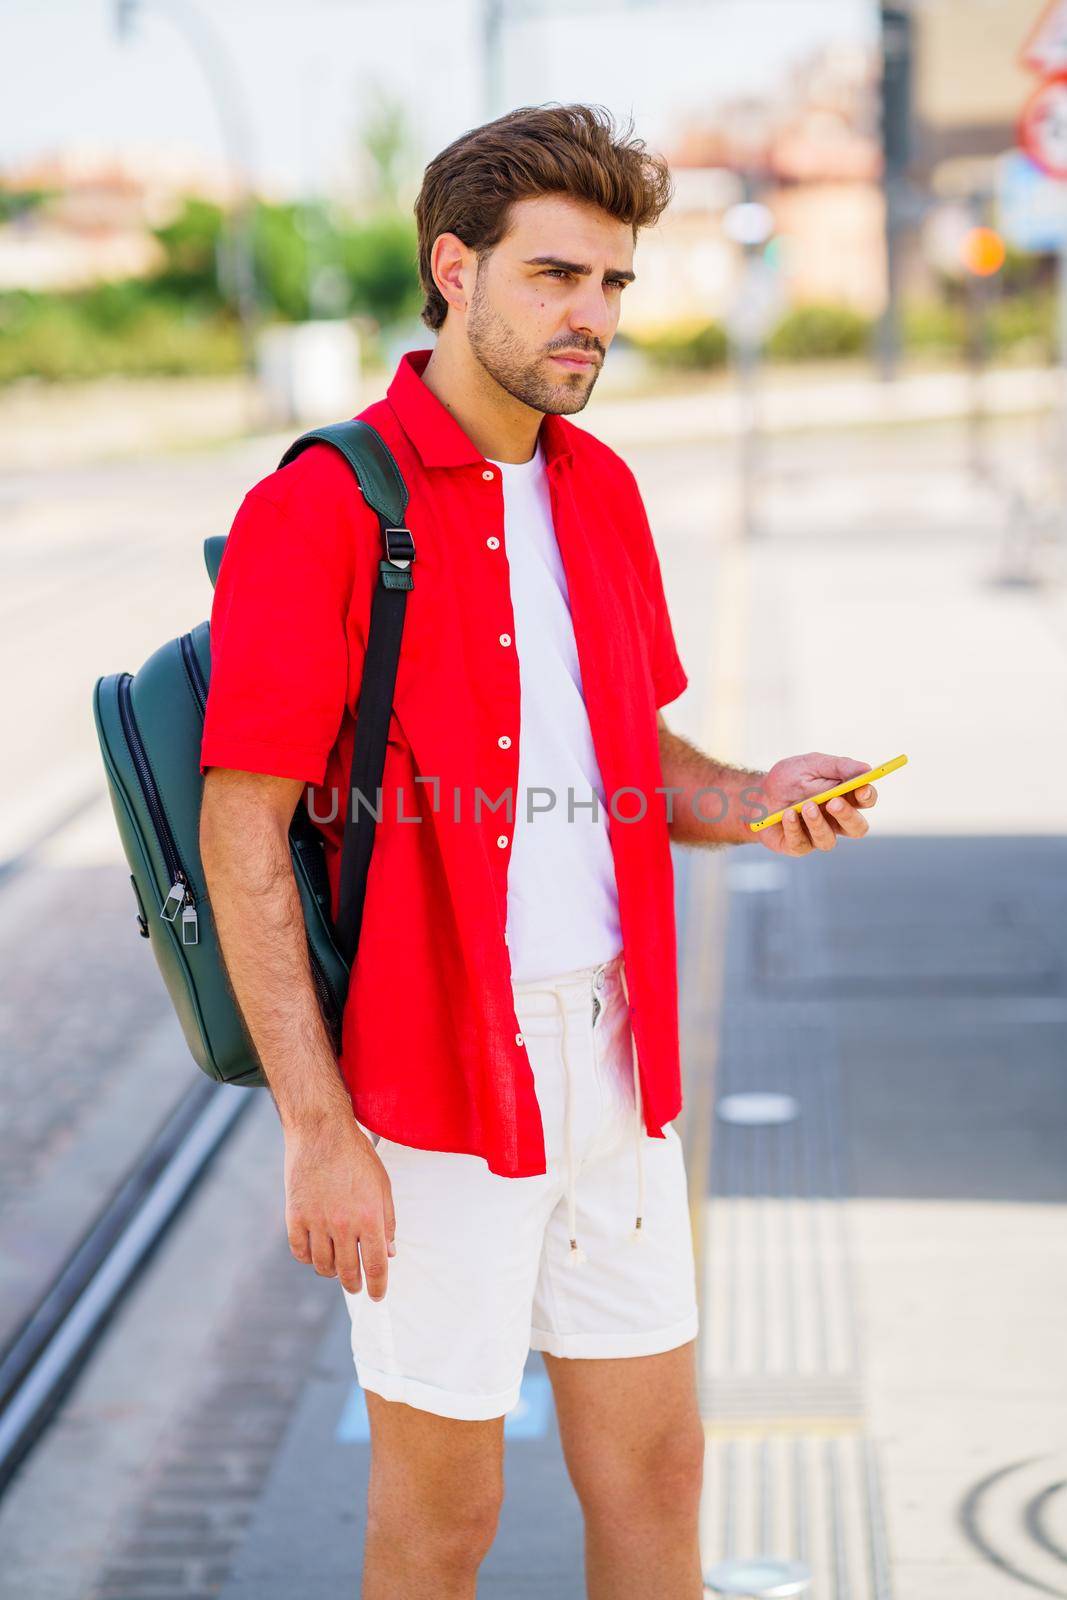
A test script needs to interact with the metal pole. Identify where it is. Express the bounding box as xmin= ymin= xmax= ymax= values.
xmin=115 ymin=0 xmax=260 ymax=375
xmin=736 ymin=245 xmax=762 ymax=543
xmin=964 ymin=201 xmax=991 ymax=488
xmin=1058 ymin=229 xmax=1067 ymax=517
xmin=877 ymin=4 xmax=912 ymax=382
